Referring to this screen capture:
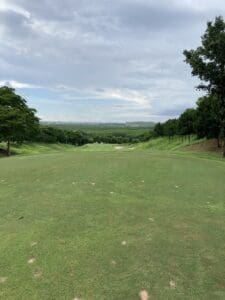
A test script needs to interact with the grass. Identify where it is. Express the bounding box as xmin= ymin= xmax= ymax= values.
xmin=0 ymin=144 xmax=225 ymax=299
xmin=0 ymin=143 xmax=77 ymax=156
xmin=135 ymin=136 xmax=205 ymax=151
xmin=0 ymin=136 xmax=219 ymax=157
